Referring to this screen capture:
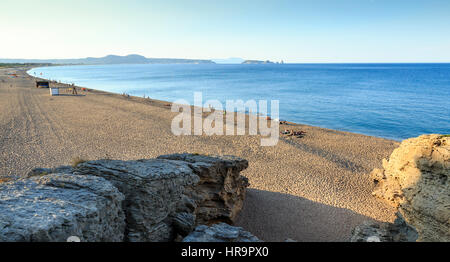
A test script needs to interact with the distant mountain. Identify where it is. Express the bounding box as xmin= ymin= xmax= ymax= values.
xmin=84 ymin=54 xmax=150 ymax=64
xmin=0 ymin=54 xmax=215 ymax=65
xmin=212 ymin=57 xmax=245 ymax=64
xmin=242 ymin=60 xmax=275 ymax=64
